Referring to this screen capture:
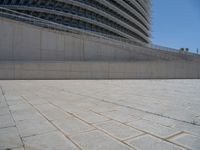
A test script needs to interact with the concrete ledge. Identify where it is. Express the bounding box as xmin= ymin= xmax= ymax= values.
xmin=0 ymin=61 xmax=199 ymax=79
